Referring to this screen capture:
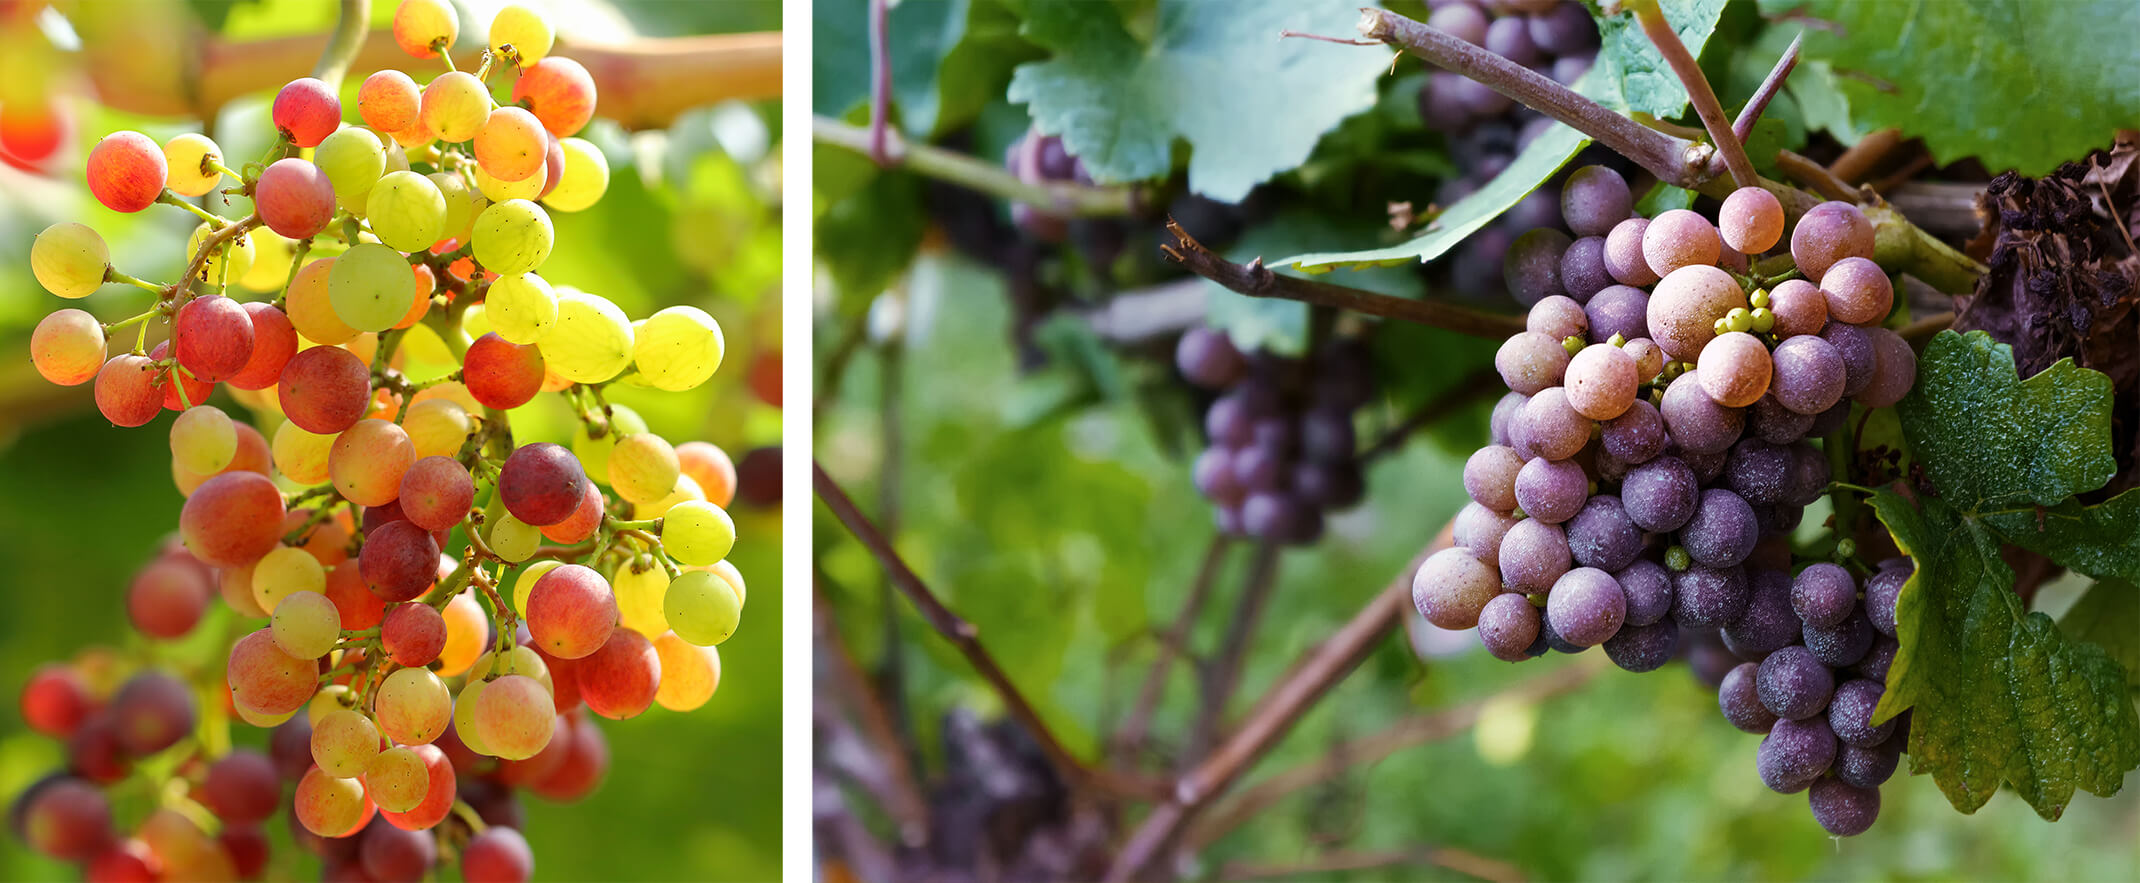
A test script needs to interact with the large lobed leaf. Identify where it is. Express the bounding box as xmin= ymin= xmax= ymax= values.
xmin=1284 ymin=0 xmax=1728 ymax=271
xmin=1005 ymin=0 xmax=1391 ymax=202
xmin=1758 ymin=0 xmax=2140 ymax=177
xmin=1874 ymin=331 xmax=2140 ymax=819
